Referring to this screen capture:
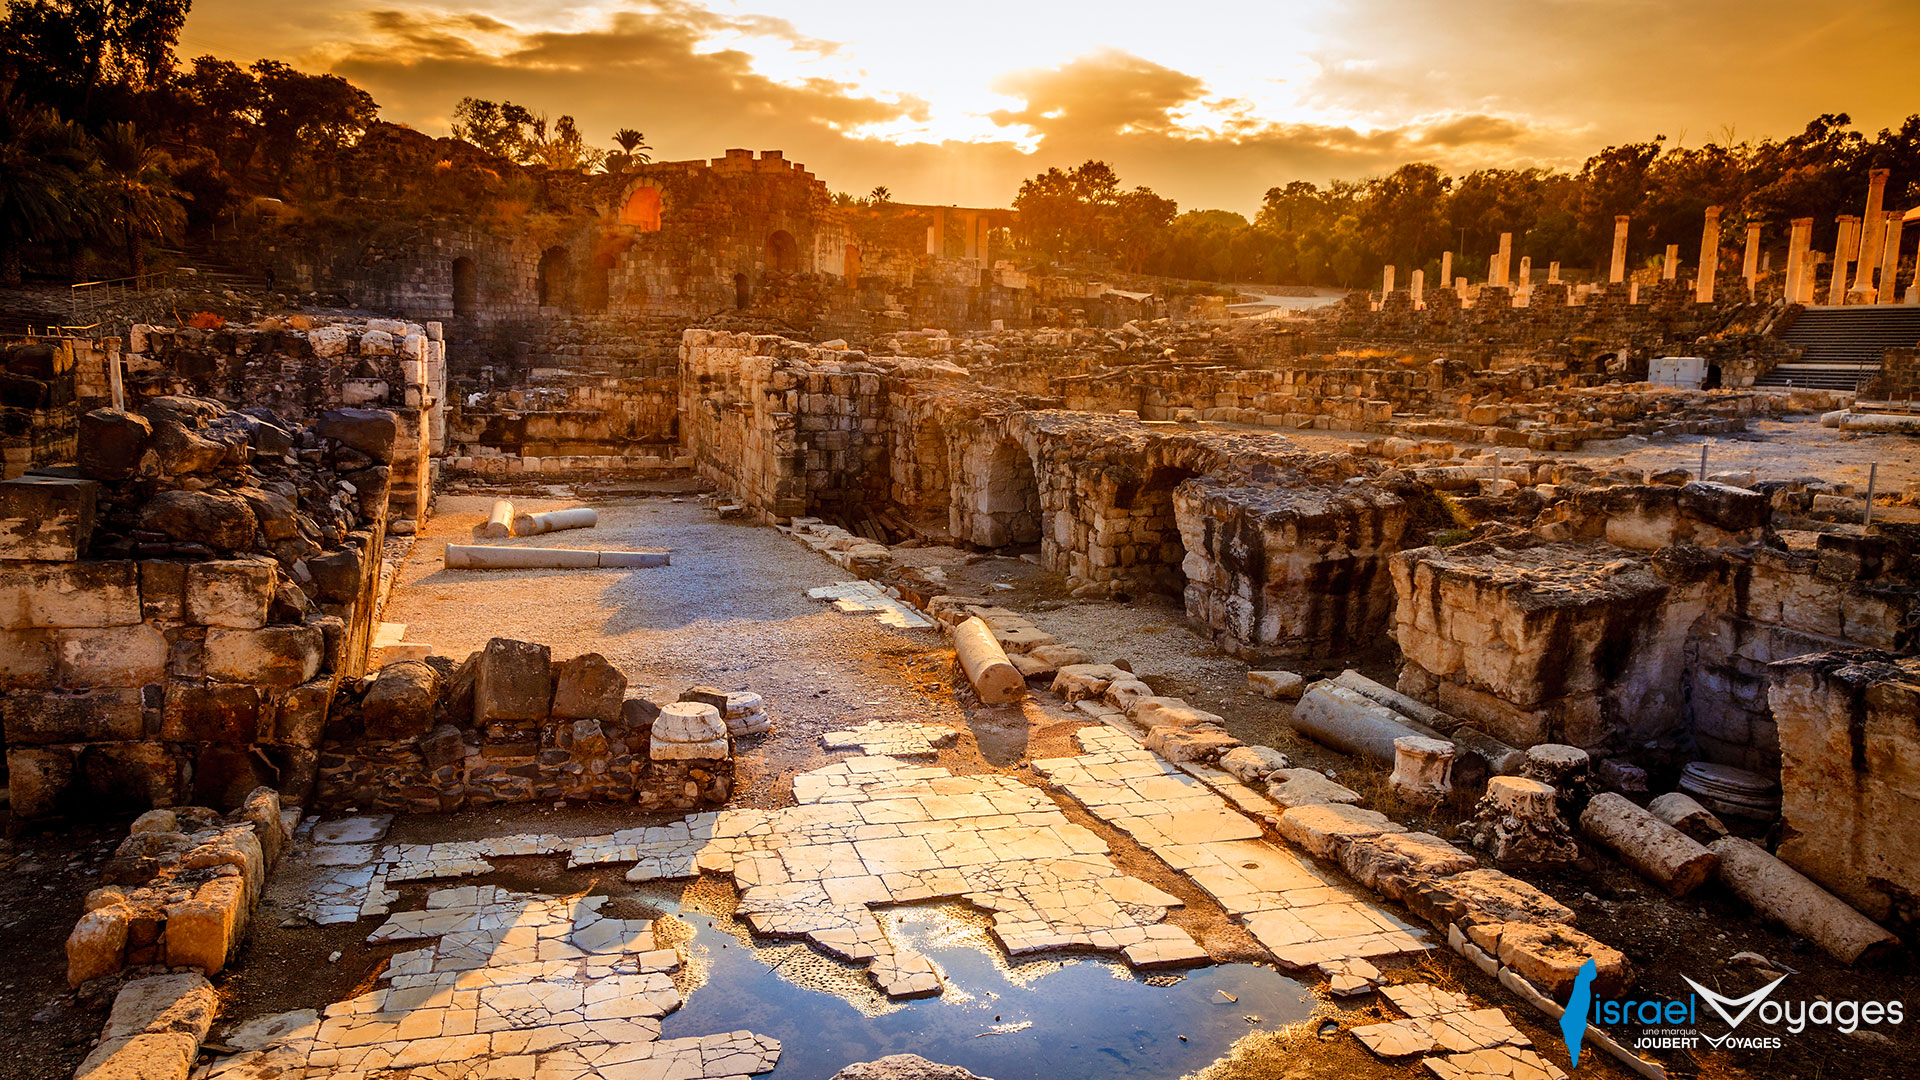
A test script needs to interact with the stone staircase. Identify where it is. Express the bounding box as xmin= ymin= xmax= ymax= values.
xmin=1758 ymin=306 xmax=1920 ymax=391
